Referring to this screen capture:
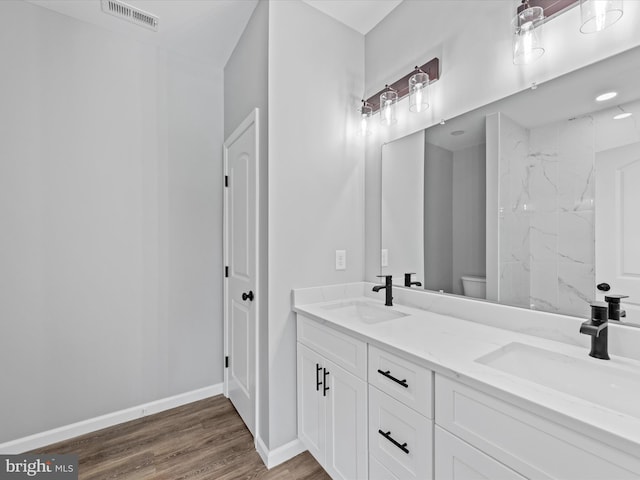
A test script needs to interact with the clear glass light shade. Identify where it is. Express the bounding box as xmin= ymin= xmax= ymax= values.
xmin=512 ymin=5 xmax=544 ymax=65
xmin=359 ymin=103 xmax=373 ymax=136
xmin=580 ymin=0 xmax=623 ymax=34
xmin=380 ymin=89 xmax=398 ymax=126
xmin=409 ymin=72 xmax=430 ymax=113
